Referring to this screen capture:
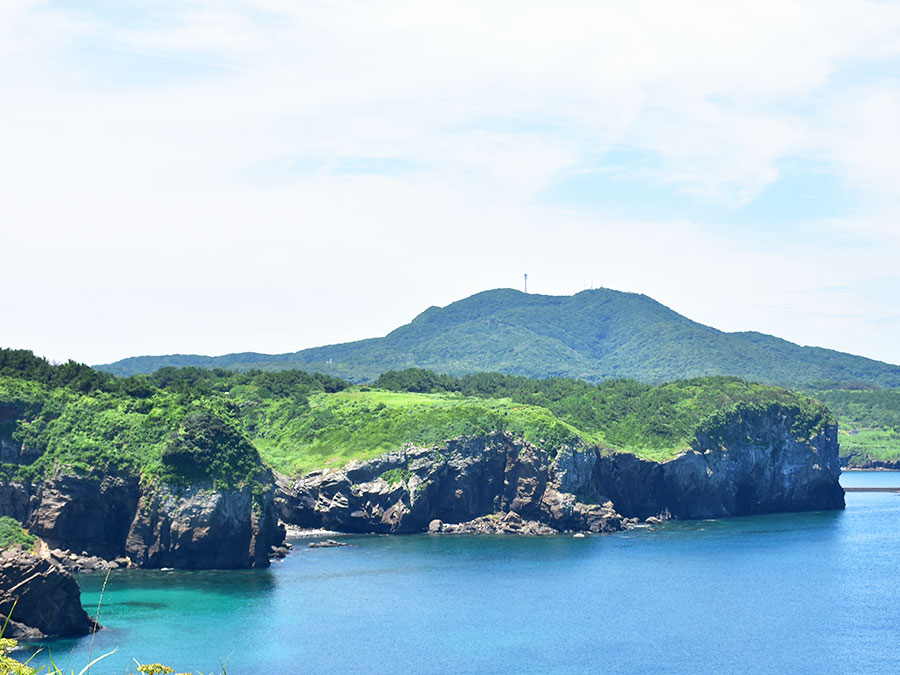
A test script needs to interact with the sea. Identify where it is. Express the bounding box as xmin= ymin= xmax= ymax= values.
xmin=24 ymin=471 xmax=900 ymax=674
